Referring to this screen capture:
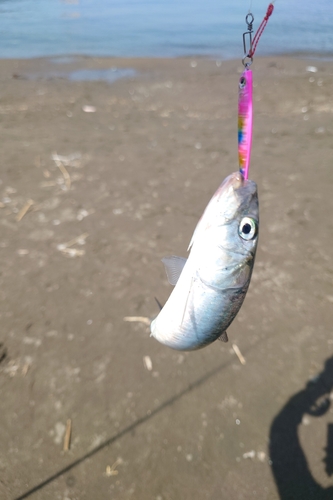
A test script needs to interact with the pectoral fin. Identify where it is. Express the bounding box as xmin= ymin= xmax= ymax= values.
xmin=218 ymin=331 xmax=228 ymax=343
xmin=162 ymin=256 xmax=187 ymax=285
